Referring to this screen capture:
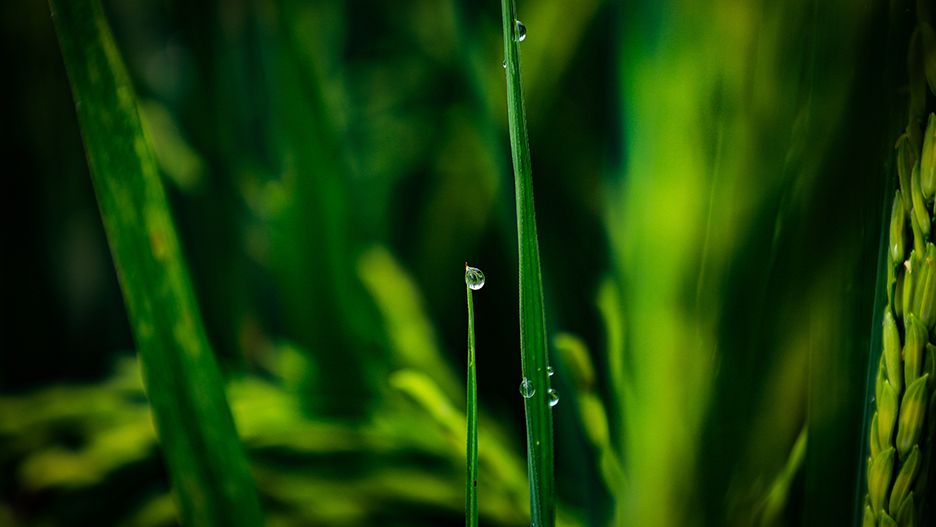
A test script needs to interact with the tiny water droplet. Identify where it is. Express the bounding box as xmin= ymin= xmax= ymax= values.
xmin=515 ymin=20 xmax=526 ymax=42
xmin=465 ymin=265 xmax=485 ymax=290
xmin=502 ymin=59 xmax=507 ymax=69
xmin=548 ymin=388 xmax=559 ymax=407
xmin=519 ymin=377 xmax=535 ymax=398
xmin=547 ymin=366 xmax=555 ymax=377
